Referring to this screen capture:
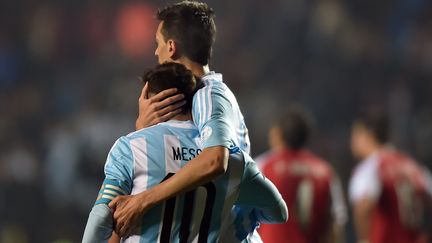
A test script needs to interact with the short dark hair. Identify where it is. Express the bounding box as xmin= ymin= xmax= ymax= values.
xmin=157 ymin=1 xmax=216 ymax=65
xmin=142 ymin=62 xmax=196 ymax=115
xmin=355 ymin=111 xmax=389 ymax=144
xmin=273 ymin=107 xmax=313 ymax=150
